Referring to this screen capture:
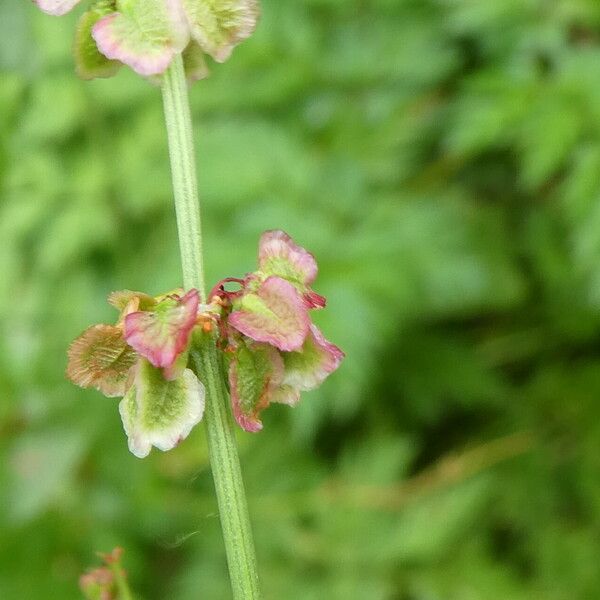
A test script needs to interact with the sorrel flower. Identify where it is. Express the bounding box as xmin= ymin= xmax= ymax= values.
xmin=80 ymin=547 xmax=130 ymax=600
xmin=34 ymin=0 xmax=259 ymax=79
xmin=67 ymin=231 xmax=343 ymax=454
xmin=67 ymin=289 xmax=211 ymax=457
xmin=210 ymin=230 xmax=344 ymax=432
